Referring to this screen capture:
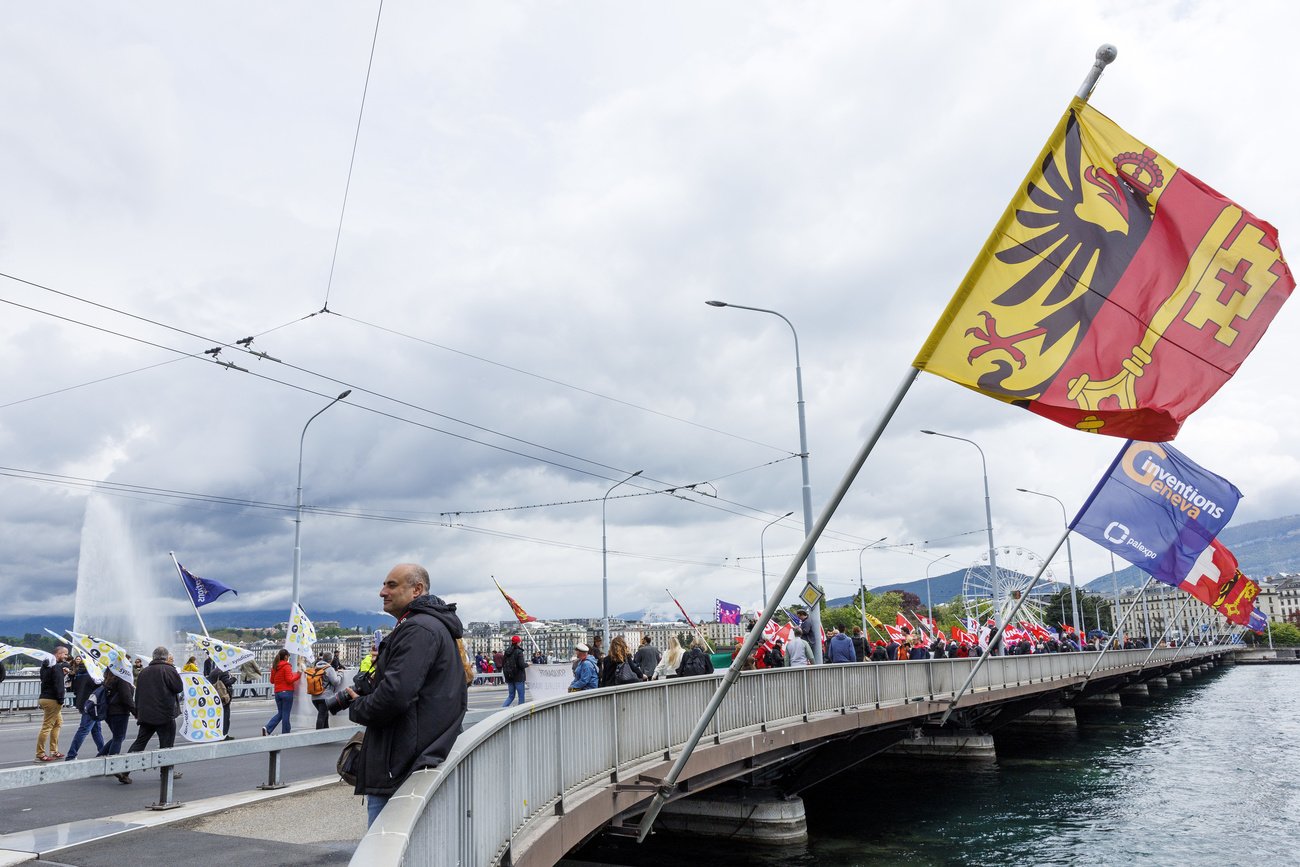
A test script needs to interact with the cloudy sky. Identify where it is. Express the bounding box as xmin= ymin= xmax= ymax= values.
xmin=1 ymin=1 xmax=1296 ymax=639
